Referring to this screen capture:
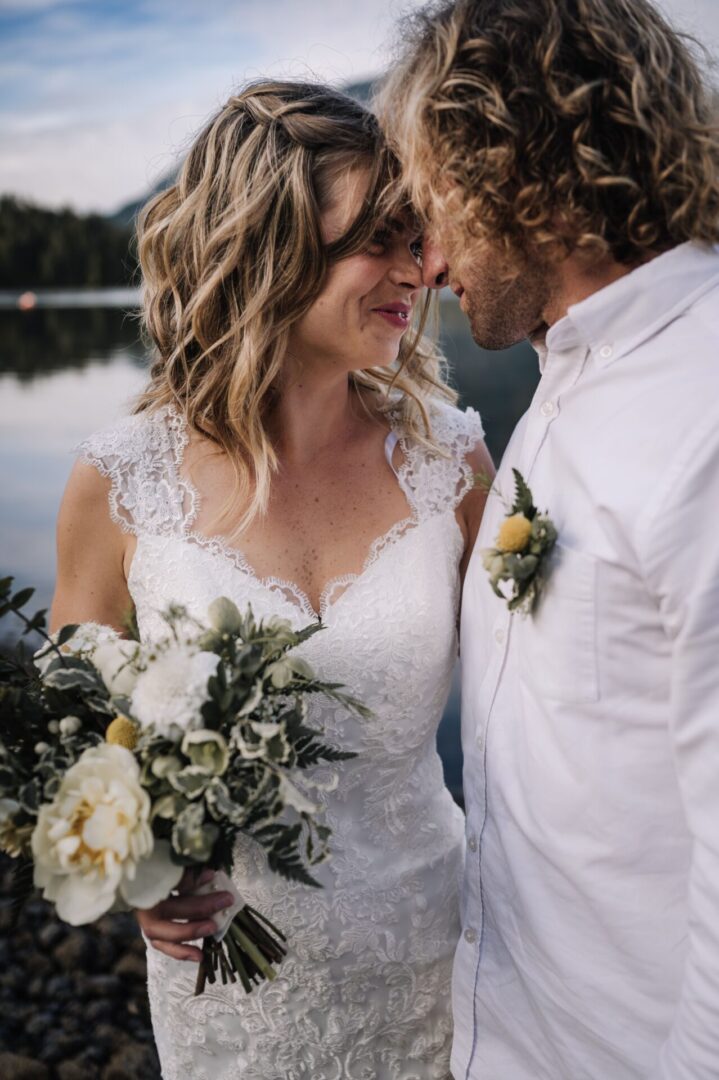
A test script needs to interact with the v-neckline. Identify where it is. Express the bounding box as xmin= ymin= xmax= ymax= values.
xmin=168 ymin=407 xmax=419 ymax=624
